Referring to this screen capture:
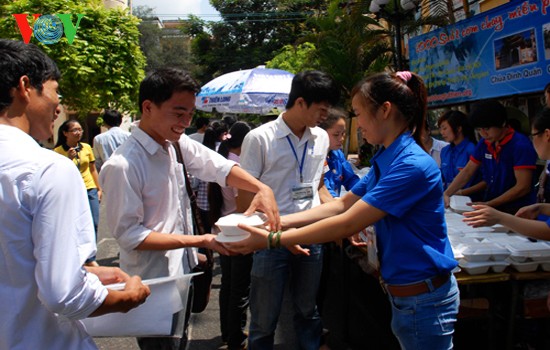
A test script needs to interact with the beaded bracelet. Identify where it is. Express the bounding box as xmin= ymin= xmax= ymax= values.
xmin=267 ymin=230 xmax=283 ymax=249
xmin=274 ymin=230 xmax=282 ymax=249
xmin=267 ymin=231 xmax=274 ymax=249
